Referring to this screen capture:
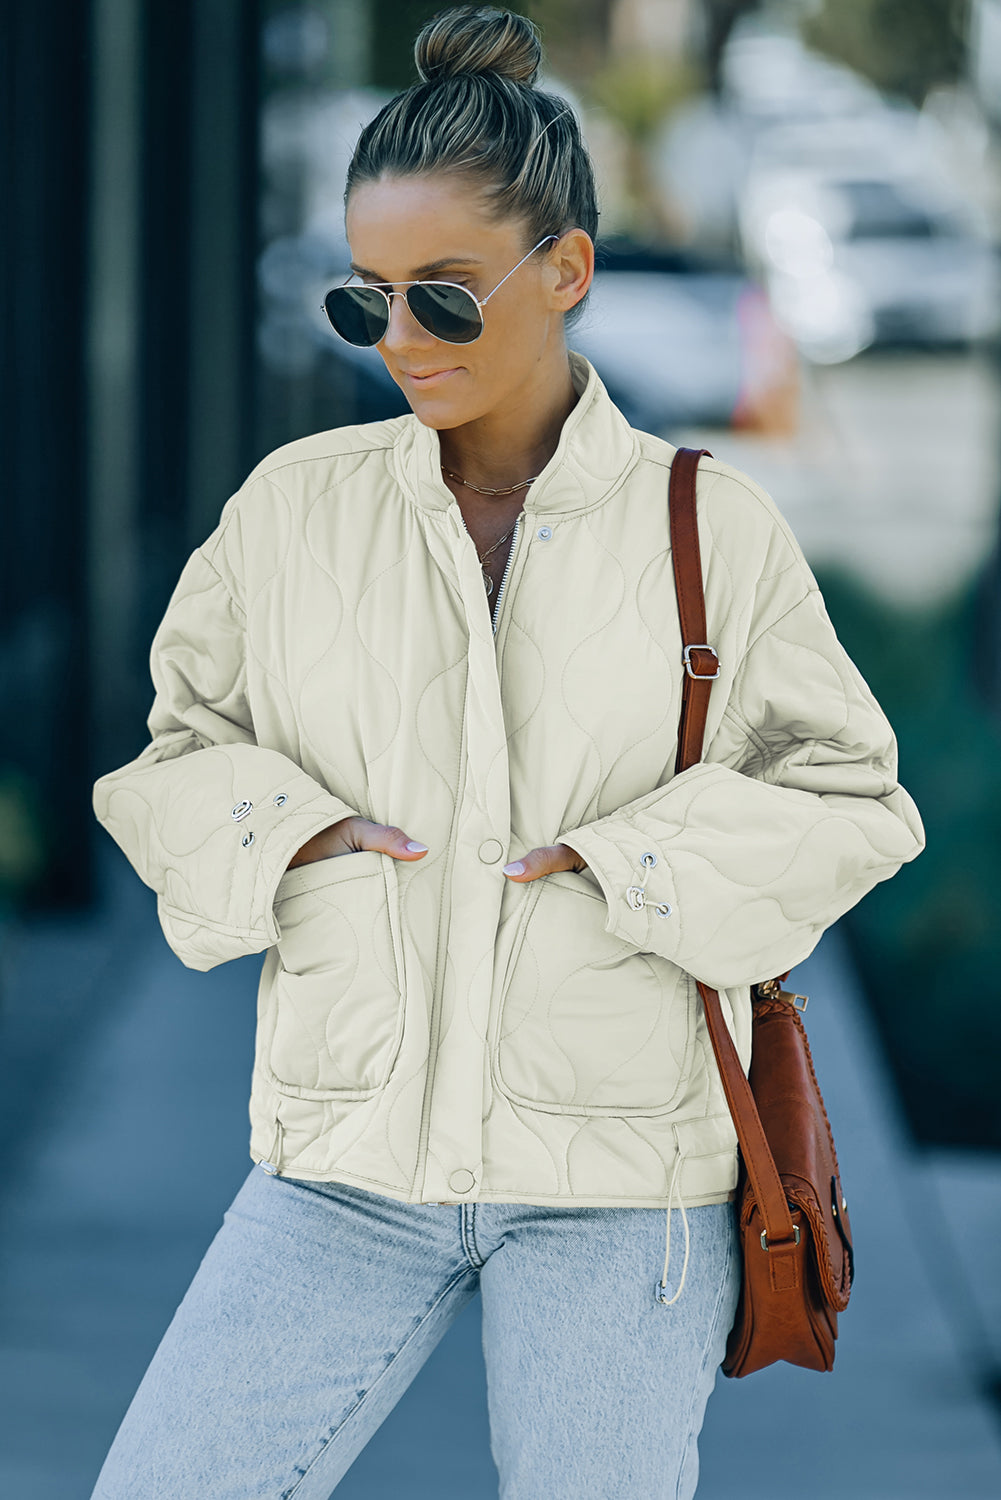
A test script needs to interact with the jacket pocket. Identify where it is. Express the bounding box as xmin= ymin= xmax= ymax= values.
xmin=492 ymin=870 xmax=696 ymax=1115
xmin=264 ymin=850 xmax=406 ymax=1100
